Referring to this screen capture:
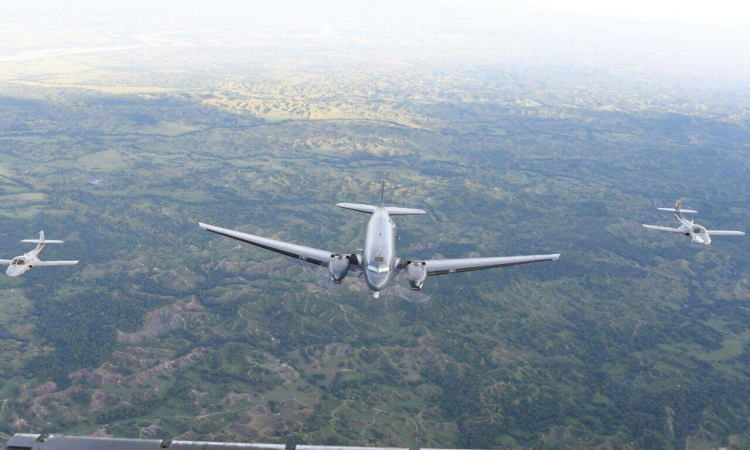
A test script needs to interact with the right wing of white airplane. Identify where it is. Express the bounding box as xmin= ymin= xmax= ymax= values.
xmin=0 ymin=260 xmax=12 ymax=265
xmin=199 ymin=222 xmax=333 ymax=266
xmin=423 ymin=254 xmax=560 ymax=276
xmin=32 ymin=260 xmax=79 ymax=266
xmin=707 ymin=230 xmax=745 ymax=236
xmin=642 ymin=225 xmax=685 ymax=233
